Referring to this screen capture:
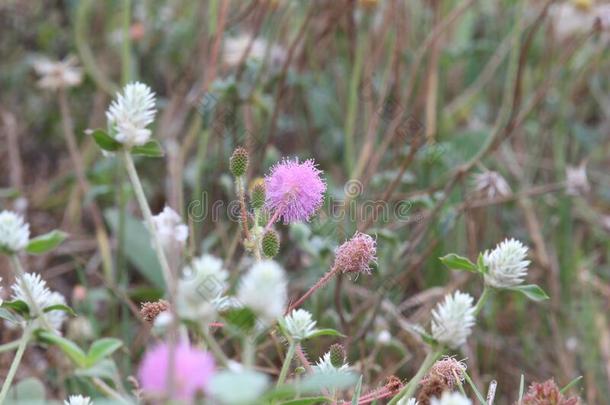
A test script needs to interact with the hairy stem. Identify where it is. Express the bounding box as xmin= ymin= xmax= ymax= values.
xmin=285 ymin=266 xmax=339 ymax=315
